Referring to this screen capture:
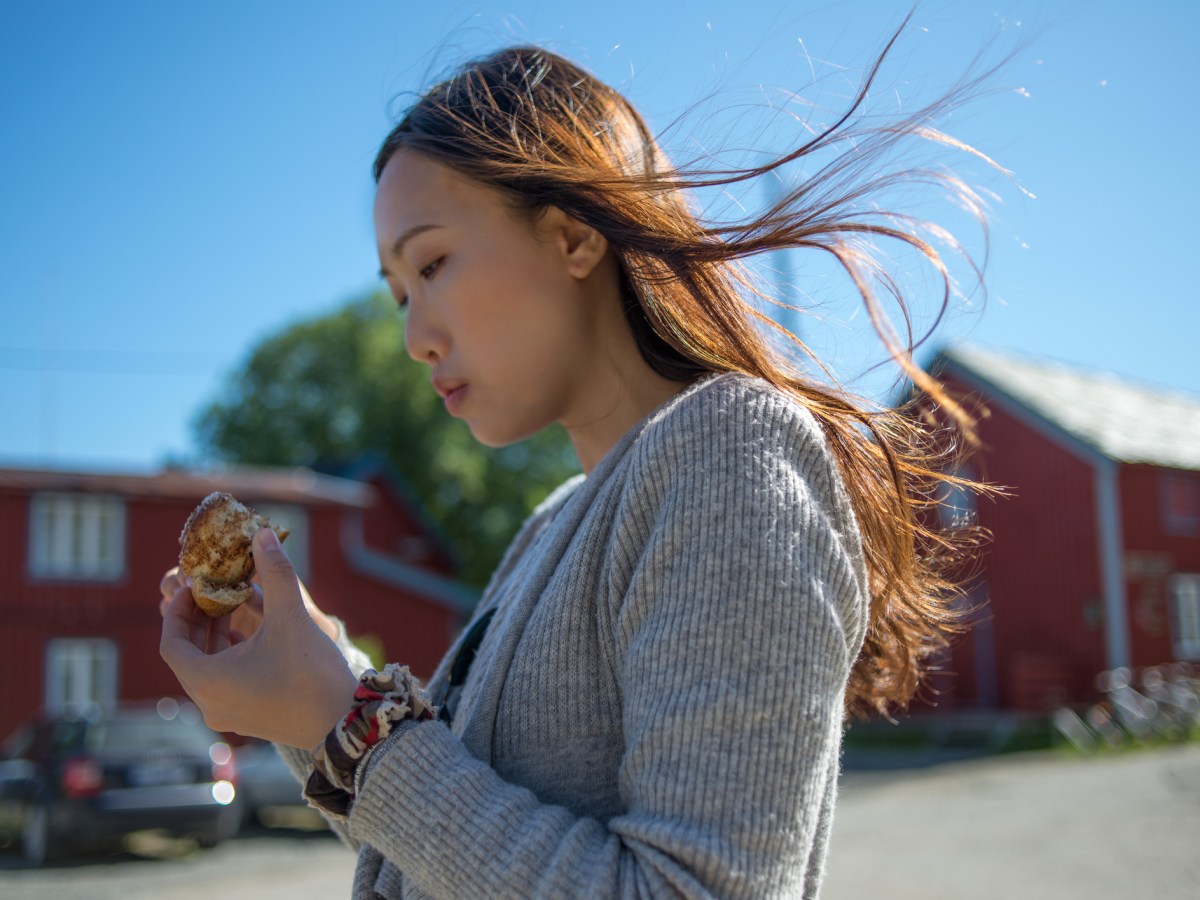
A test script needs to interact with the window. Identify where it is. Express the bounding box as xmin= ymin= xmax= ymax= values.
xmin=87 ymin=713 xmax=214 ymax=755
xmin=44 ymin=638 xmax=119 ymax=715
xmin=1160 ymin=472 xmax=1200 ymax=536
xmin=1168 ymin=574 xmax=1200 ymax=661
xmin=252 ymin=503 xmax=309 ymax=581
xmin=29 ymin=493 xmax=126 ymax=580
